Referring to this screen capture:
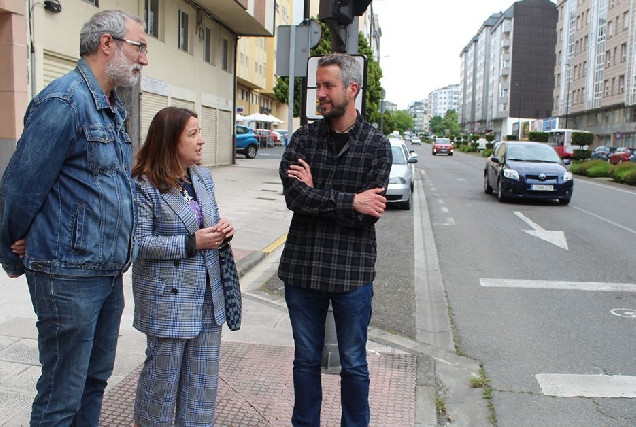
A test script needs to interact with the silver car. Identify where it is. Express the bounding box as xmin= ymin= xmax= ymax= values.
xmin=386 ymin=140 xmax=418 ymax=210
